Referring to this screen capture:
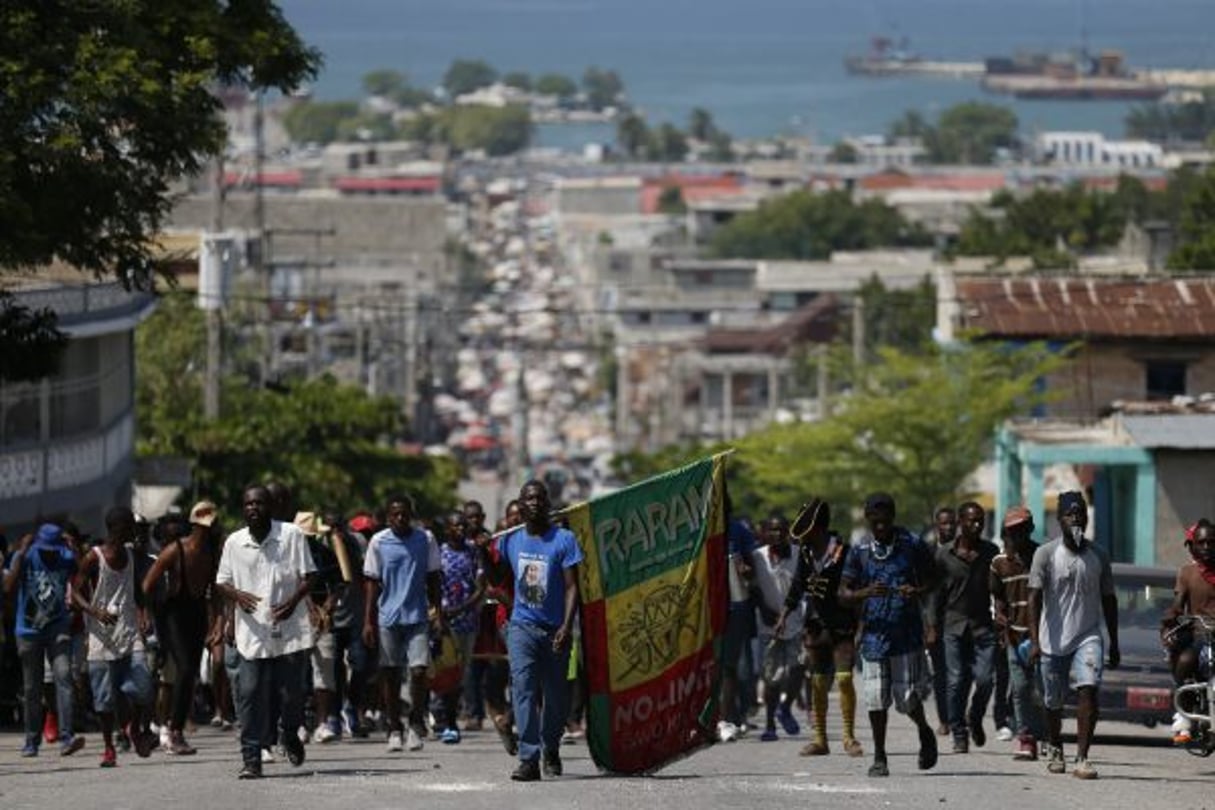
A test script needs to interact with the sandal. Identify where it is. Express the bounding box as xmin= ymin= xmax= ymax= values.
xmin=799 ymin=740 xmax=829 ymax=756
xmin=842 ymin=737 xmax=864 ymax=758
